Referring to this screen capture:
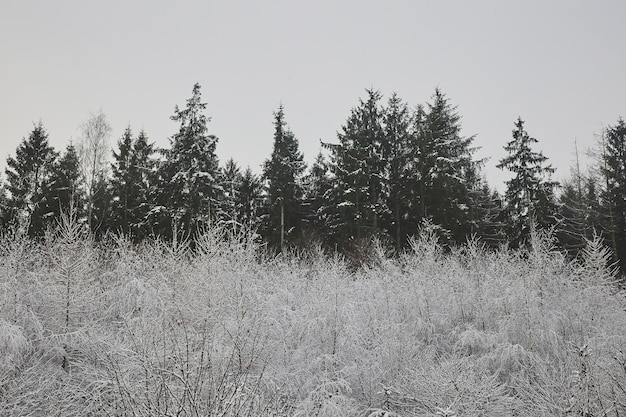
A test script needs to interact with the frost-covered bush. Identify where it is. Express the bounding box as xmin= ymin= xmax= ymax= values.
xmin=0 ymin=222 xmax=625 ymax=416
